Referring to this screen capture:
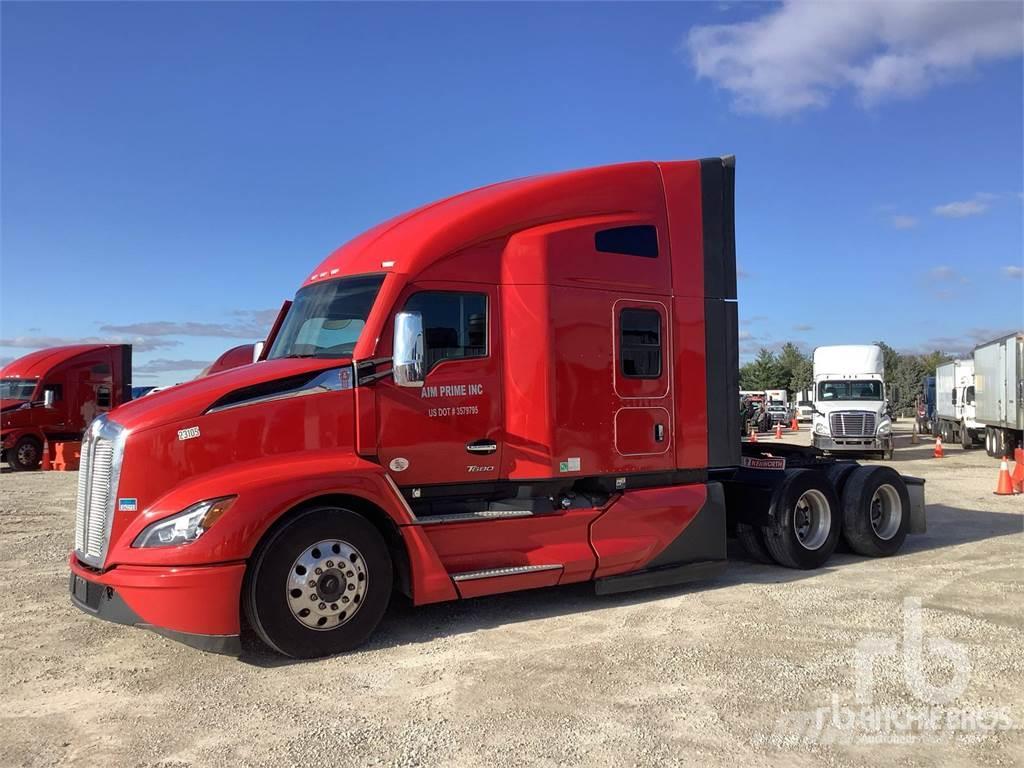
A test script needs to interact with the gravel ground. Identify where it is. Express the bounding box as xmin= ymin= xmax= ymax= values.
xmin=0 ymin=421 xmax=1021 ymax=767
